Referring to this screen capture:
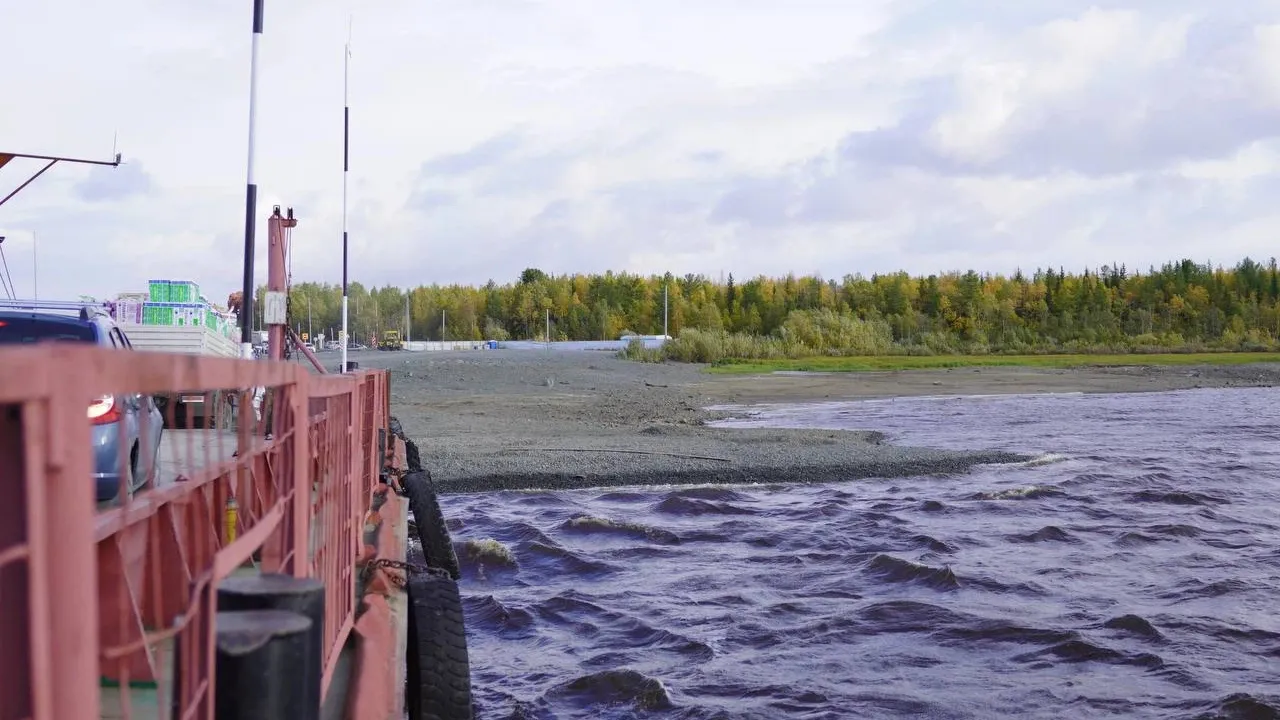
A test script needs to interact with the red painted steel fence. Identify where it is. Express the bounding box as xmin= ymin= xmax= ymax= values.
xmin=0 ymin=344 xmax=390 ymax=720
